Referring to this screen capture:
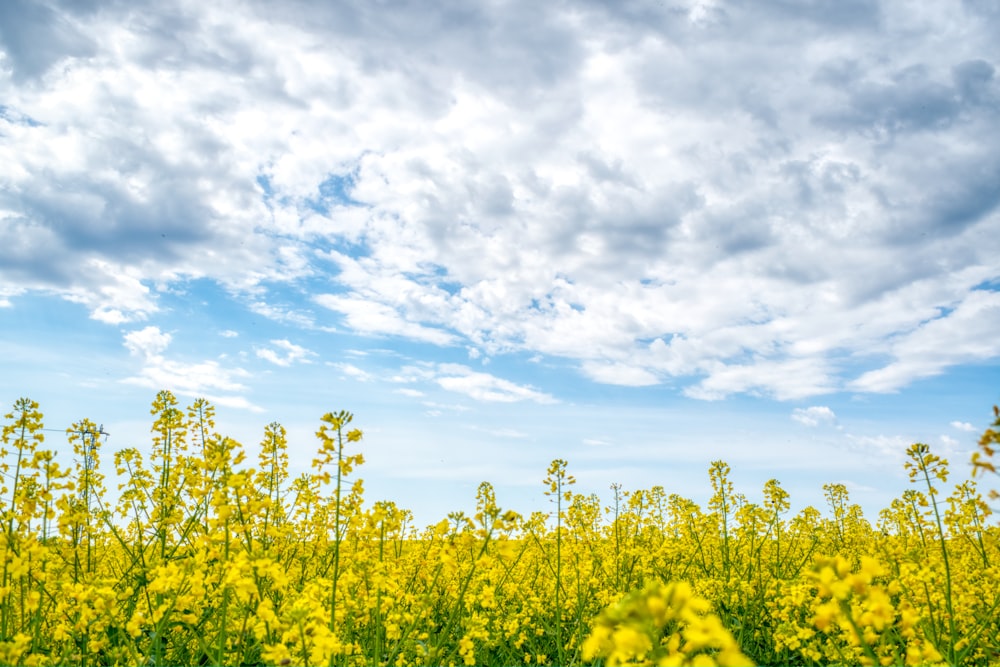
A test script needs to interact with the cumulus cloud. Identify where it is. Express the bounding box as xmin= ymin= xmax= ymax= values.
xmin=2 ymin=0 xmax=998 ymax=400
xmin=124 ymin=325 xmax=172 ymax=357
xmin=950 ymin=420 xmax=976 ymax=432
xmin=792 ymin=406 xmax=838 ymax=427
